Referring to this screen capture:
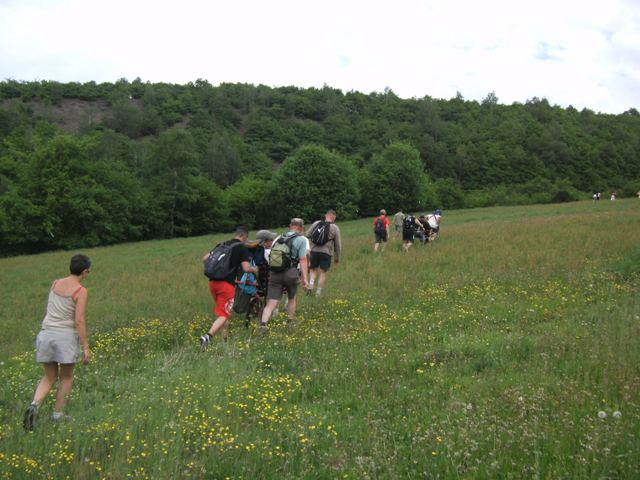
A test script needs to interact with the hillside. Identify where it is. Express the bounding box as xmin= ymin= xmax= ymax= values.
xmin=1 ymin=79 xmax=639 ymax=255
